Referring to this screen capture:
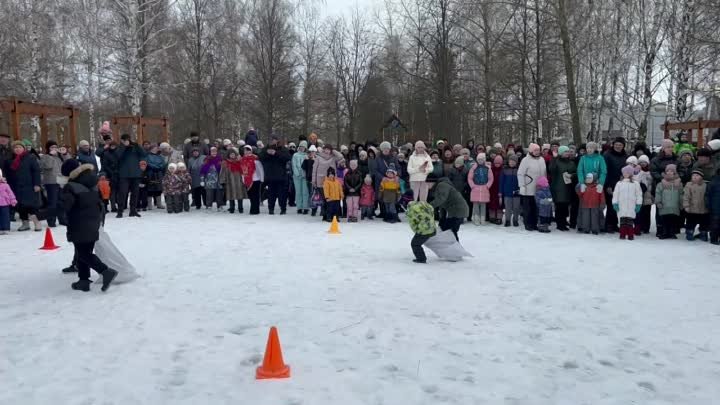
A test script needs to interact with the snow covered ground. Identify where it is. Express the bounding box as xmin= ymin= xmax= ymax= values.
xmin=2 ymin=208 xmax=720 ymax=405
